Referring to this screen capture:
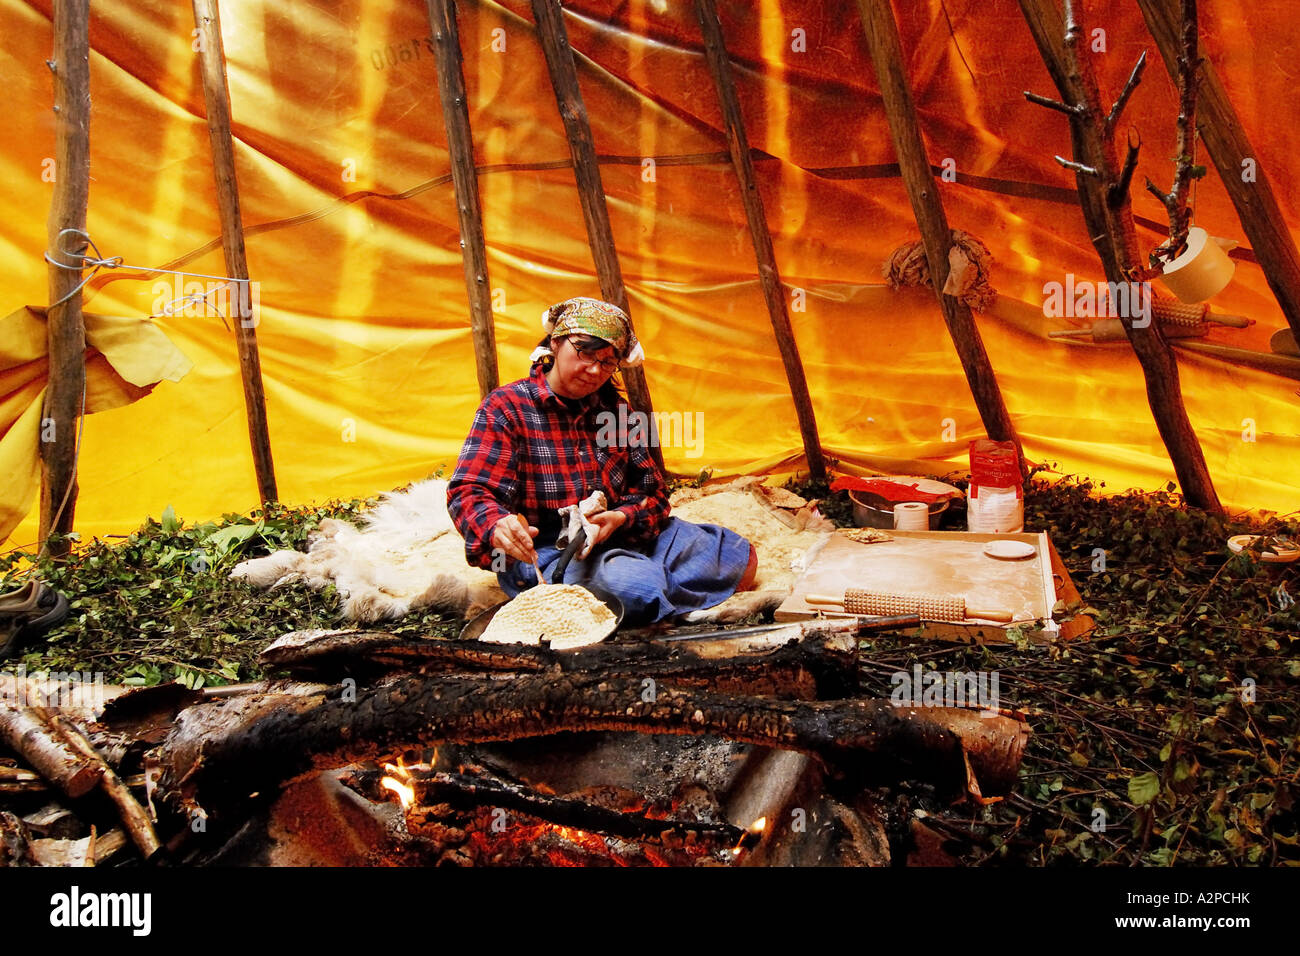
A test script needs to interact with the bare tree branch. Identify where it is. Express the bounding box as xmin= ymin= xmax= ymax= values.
xmin=1055 ymin=155 xmax=1099 ymax=177
xmin=1149 ymin=0 xmax=1200 ymax=267
xmin=1110 ymin=128 xmax=1141 ymax=205
xmin=1107 ymin=50 xmax=1148 ymax=128
xmin=1024 ymin=89 xmax=1080 ymax=115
